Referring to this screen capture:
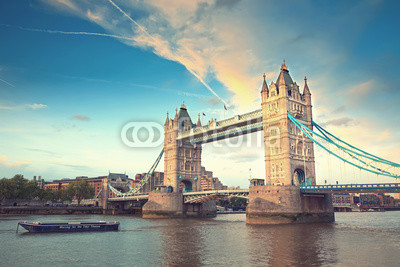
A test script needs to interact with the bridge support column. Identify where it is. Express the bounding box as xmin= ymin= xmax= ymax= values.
xmin=142 ymin=192 xmax=184 ymax=218
xmin=246 ymin=185 xmax=334 ymax=224
xmin=142 ymin=192 xmax=217 ymax=218
xmin=184 ymin=201 xmax=217 ymax=218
